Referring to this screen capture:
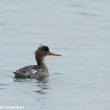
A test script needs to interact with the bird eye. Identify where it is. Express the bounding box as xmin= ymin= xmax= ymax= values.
xmin=46 ymin=51 xmax=49 ymax=54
